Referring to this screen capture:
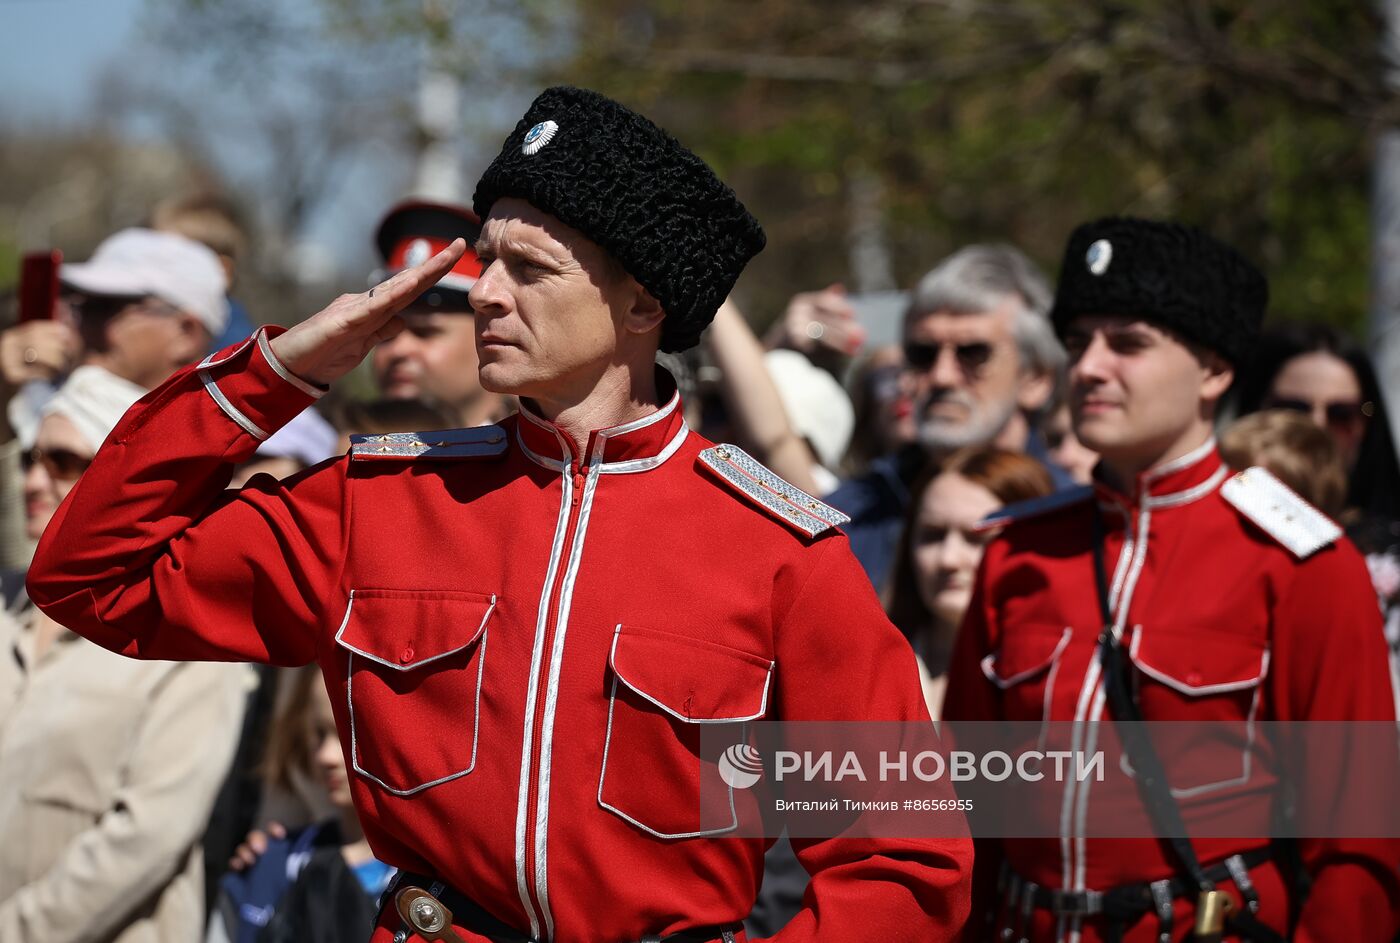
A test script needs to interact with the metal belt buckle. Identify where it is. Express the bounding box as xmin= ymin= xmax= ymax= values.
xmin=1051 ymin=888 xmax=1102 ymax=917
xmin=395 ymin=886 xmax=468 ymax=943
xmin=1193 ymin=888 xmax=1234 ymax=941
